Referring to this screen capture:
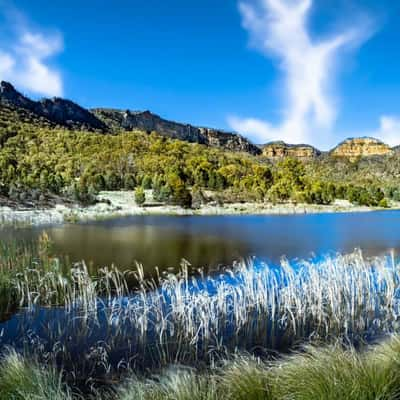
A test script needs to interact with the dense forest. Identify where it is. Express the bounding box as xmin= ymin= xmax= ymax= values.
xmin=0 ymin=103 xmax=399 ymax=209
